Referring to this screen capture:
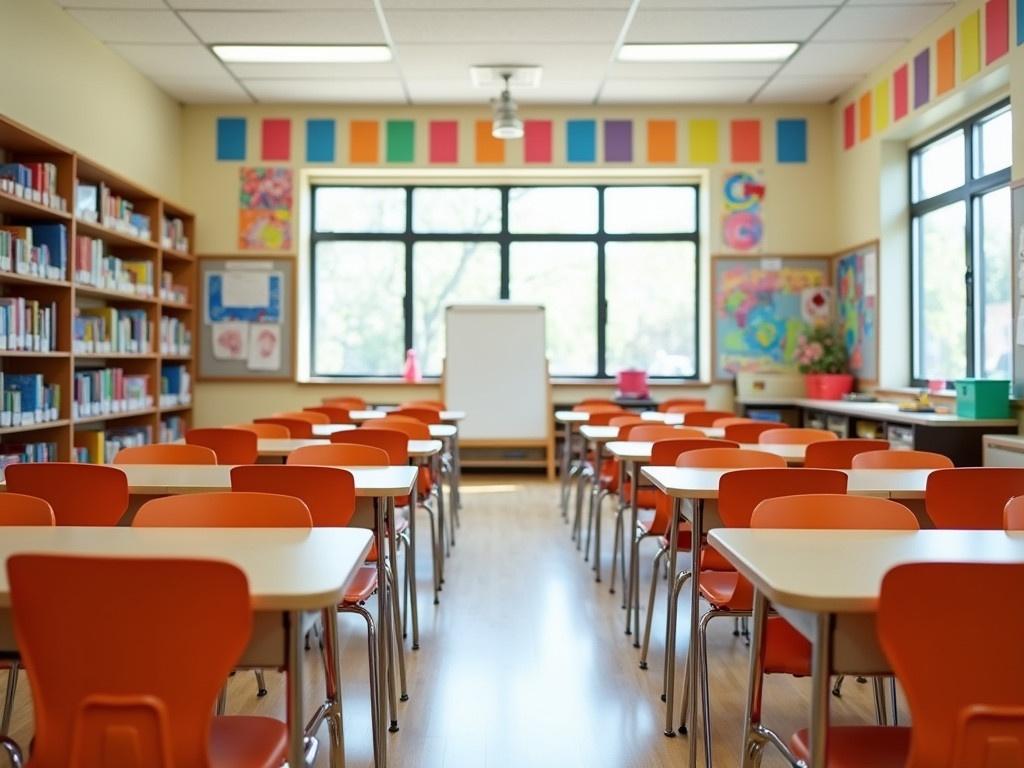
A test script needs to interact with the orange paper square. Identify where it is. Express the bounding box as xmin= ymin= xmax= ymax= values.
xmin=350 ymin=121 xmax=379 ymax=163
